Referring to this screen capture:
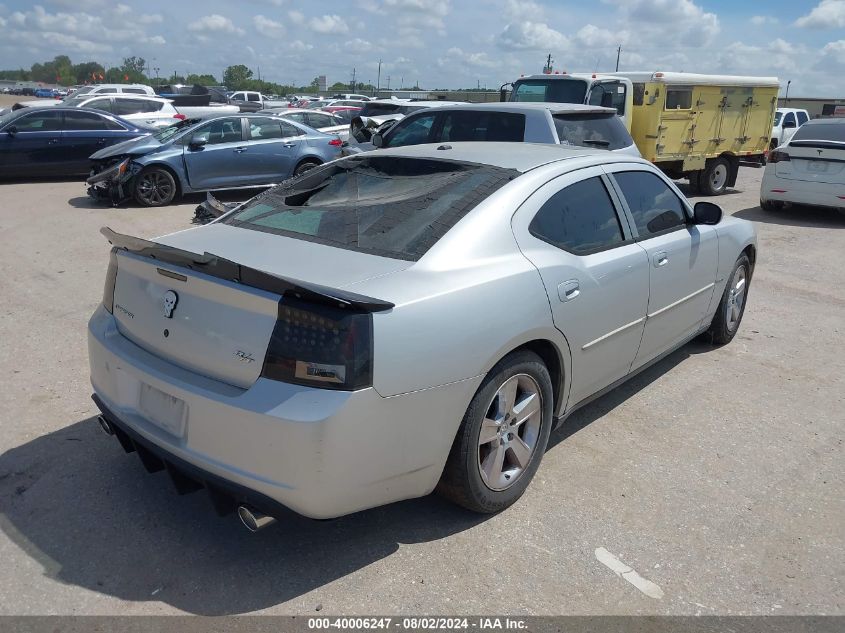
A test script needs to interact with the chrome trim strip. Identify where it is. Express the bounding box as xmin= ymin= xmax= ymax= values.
xmin=647 ymin=283 xmax=715 ymax=319
xmin=582 ymin=317 xmax=646 ymax=350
